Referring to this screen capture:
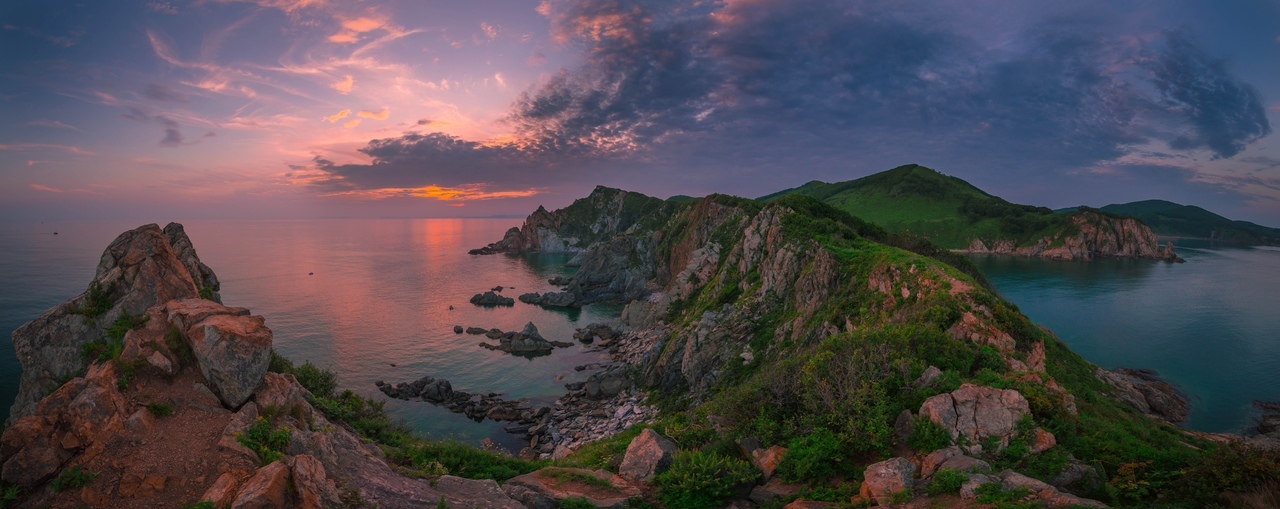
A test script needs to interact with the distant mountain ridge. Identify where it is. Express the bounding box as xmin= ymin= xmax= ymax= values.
xmin=1096 ymin=199 xmax=1280 ymax=246
xmin=761 ymin=164 xmax=1180 ymax=261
